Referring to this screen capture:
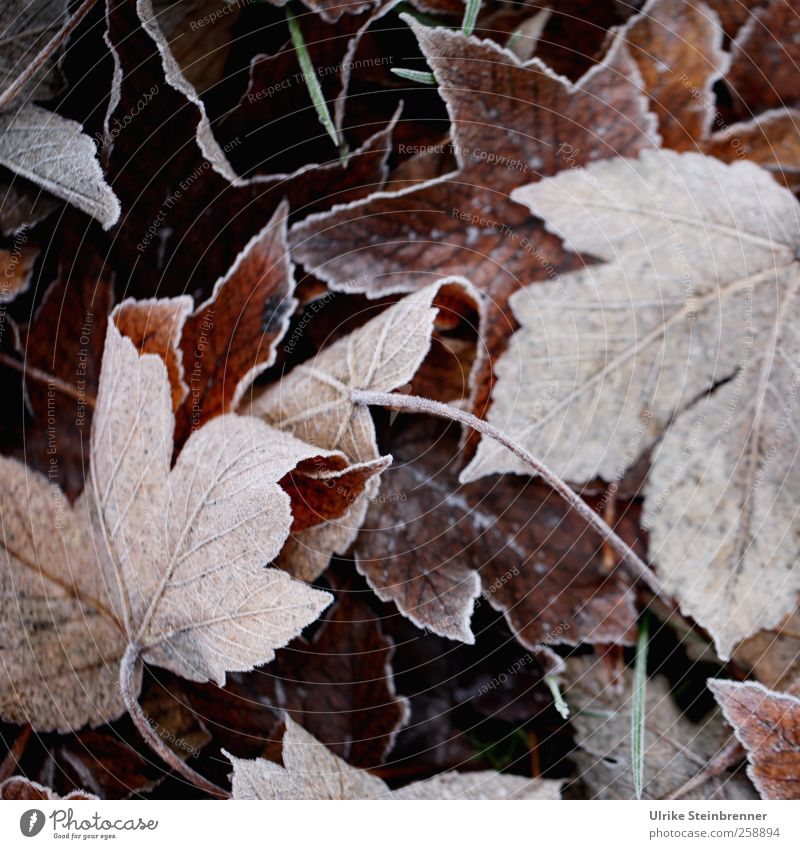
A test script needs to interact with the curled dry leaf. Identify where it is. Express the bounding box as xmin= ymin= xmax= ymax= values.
xmin=250 ymin=280 xmax=477 ymax=581
xmin=710 ymin=679 xmax=800 ymax=800
xmin=226 ymin=717 xmax=562 ymax=799
xmin=19 ymin=231 xmax=113 ymax=499
xmin=0 ymin=776 xmax=97 ymax=801
xmin=0 ymin=315 xmax=332 ymax=732
xmin=115 ymin=201 xmax=297 ymax=445
xmin=567 ymin=655 xmax=756 ymax=800
xmin=471 ymin=149 xmax=800 ymax=659
xmin=355 ymin=418 xmax=637 ymax=646
xmin=0 ymin=106 xmax=120 ymax=229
